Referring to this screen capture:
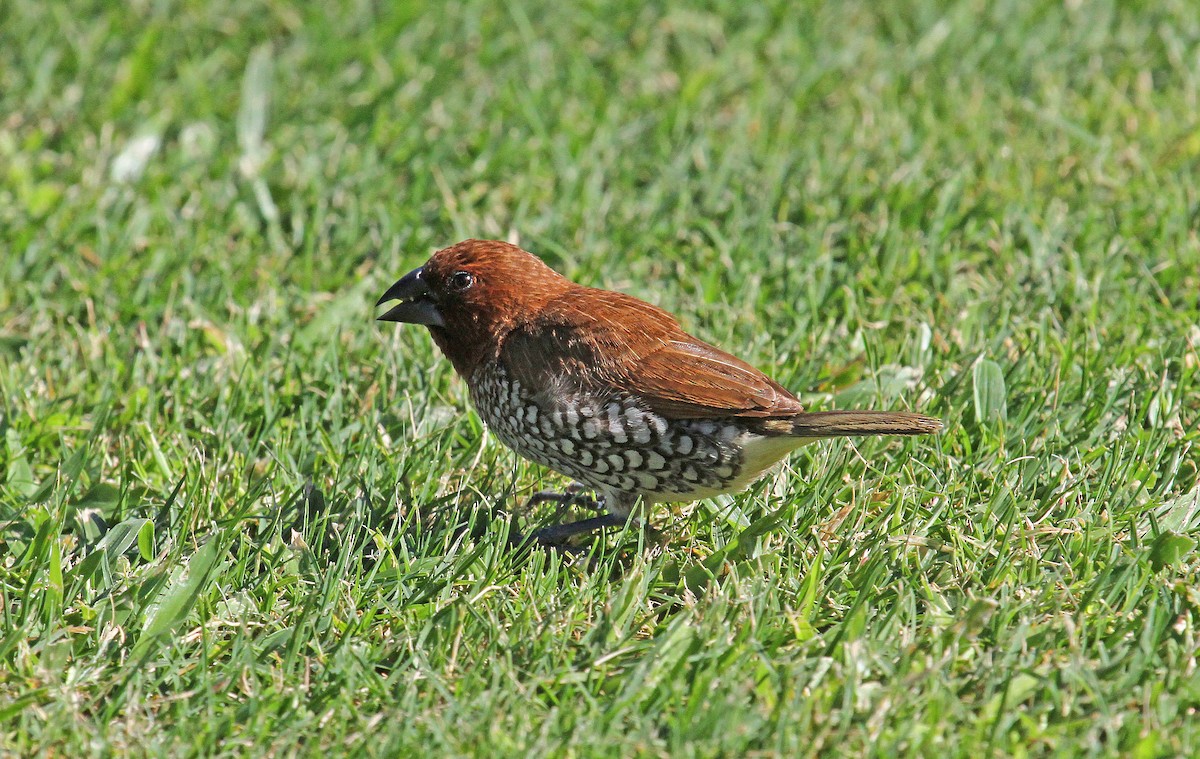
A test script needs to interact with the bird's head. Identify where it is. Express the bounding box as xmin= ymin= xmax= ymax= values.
xmin=377 ymin=239 xmax=572 ymax=377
